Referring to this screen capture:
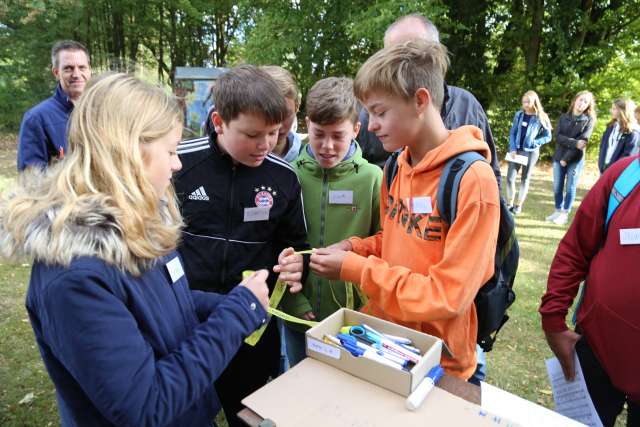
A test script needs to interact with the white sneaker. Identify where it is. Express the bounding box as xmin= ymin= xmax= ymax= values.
xmin=552 ymin=212 xmax=569 ymax=225
xmin=545 ymin=210 xmax=561 ymax=222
